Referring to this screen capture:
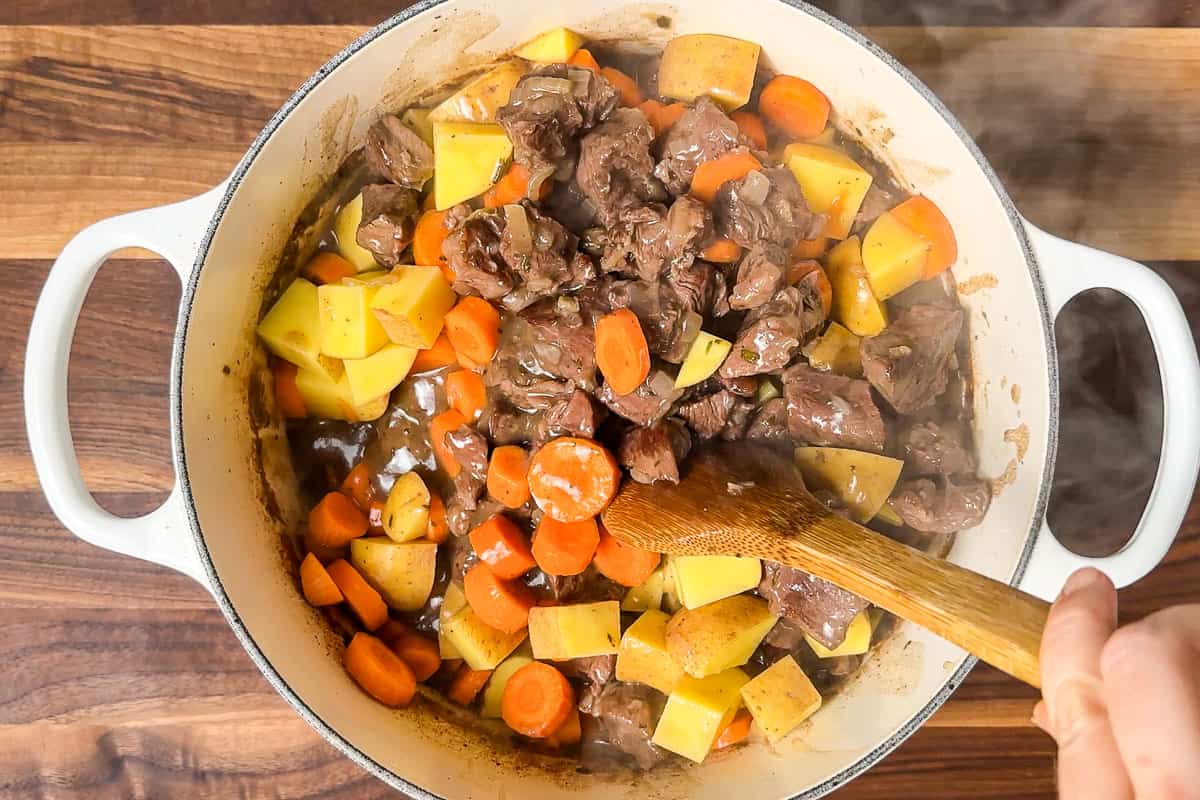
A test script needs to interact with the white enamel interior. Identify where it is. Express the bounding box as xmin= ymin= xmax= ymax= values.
xmin=177 ymin=1 xmax=1052 ymax=797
